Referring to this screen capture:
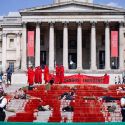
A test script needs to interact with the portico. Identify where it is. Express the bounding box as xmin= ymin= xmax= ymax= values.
xmin=1 ymin=0 xmax=125 ymax=73
xmin=20 ymin=20 xmax=124 ymax=71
